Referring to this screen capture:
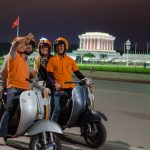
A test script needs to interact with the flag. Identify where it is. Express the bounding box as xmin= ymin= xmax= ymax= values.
xmin=11 ymin=17 xmax=19 ymax=28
